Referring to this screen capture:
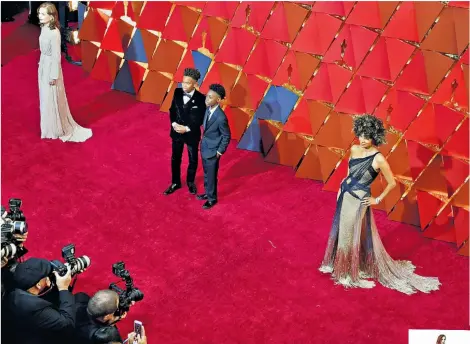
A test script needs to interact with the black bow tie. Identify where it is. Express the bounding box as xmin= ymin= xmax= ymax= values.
xmin=183 ymin=92 xmax=192 ymax=98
